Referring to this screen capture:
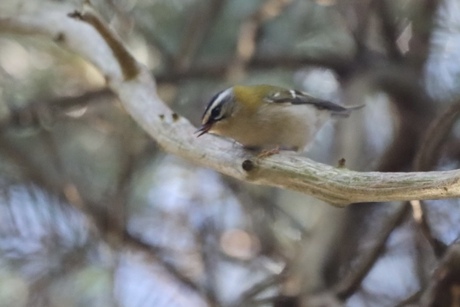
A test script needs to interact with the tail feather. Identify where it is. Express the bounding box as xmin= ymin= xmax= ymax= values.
xmin=331 ymin=104 xmax=365 ymax=118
